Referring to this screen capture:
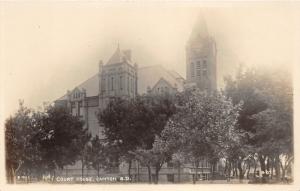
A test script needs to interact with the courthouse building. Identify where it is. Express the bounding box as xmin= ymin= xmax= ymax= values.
xmin=55 ymin=46 xmax=185 ymax=137
xmin=54 ymin=15 xmax=219 ymax=182
xmin=55 ymin=15 xmax=216 ymax=138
